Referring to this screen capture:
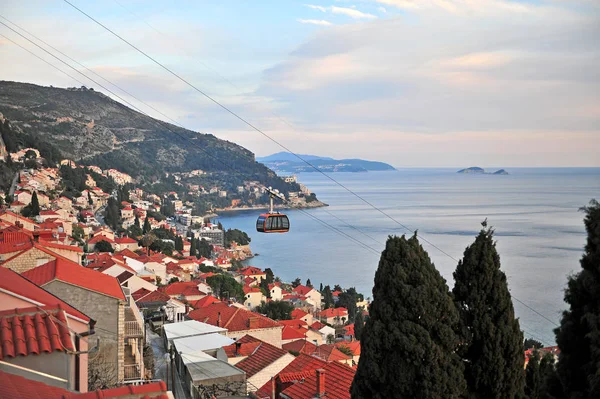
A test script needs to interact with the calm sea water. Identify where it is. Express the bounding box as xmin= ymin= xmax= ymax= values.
xmin=217 ymin=168 xmax=600 ymax=345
